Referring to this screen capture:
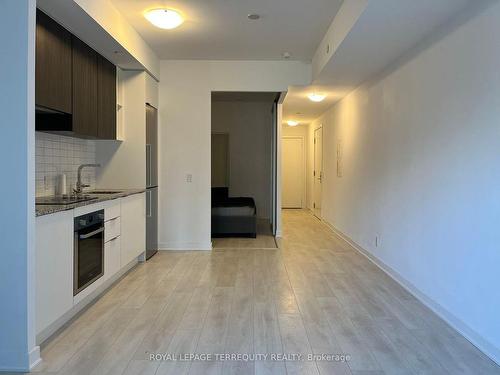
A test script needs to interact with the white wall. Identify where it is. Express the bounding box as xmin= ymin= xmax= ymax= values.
xmin=96 ymin=71 xmax=147 ymax=190
xmin=0 ymin=0 xmax=38 ymax=371
xmin=312 ymin=0 xmax=368 ymax=79
xmin=158 ymin=60 xmax=310 ymax=250
xmin=314 ymin=2 xmax=500 ymax=363
xmin=212 ymin=101 xmax=273 ymax=219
